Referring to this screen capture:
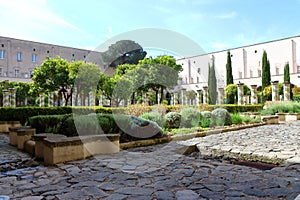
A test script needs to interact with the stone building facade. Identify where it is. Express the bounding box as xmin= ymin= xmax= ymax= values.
xmin=0 ymin=36 xmax=102 ymax=82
